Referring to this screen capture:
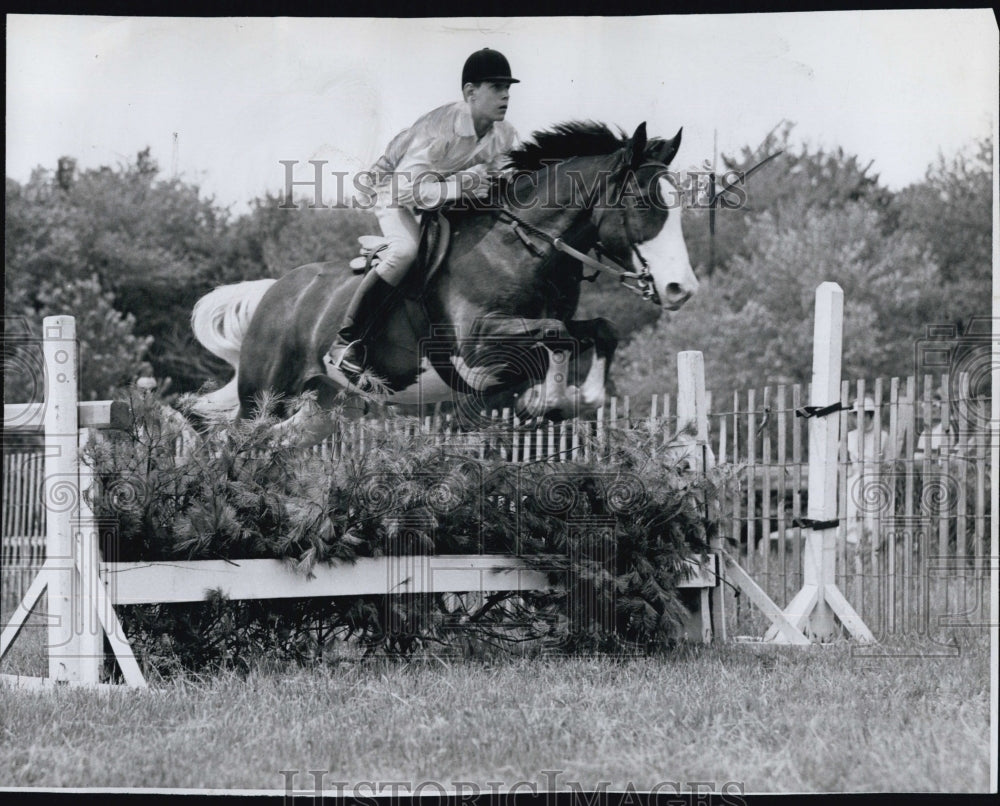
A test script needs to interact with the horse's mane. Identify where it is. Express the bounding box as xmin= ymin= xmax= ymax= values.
xmin=506 ymin=121 xmax=628 ymax=172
